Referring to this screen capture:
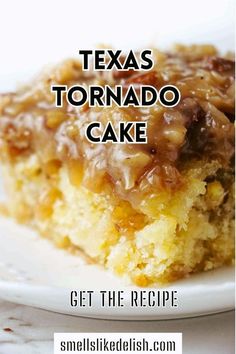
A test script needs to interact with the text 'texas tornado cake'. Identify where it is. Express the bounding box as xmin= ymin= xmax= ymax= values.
xmin=0 ymin=45 xmax=234 ymax=286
